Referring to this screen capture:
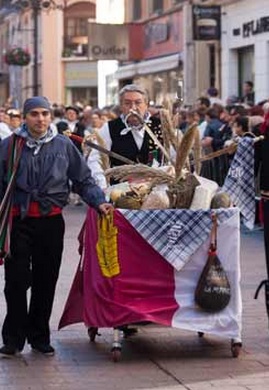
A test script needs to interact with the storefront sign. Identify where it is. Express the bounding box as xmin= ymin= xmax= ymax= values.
xmin=233 ymin=16 xmax=269 ymax=38
xmin=192 ymin=5 xmax=221 ymax=41
xmin=88 ymin=23 xmax=129 ymax=61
